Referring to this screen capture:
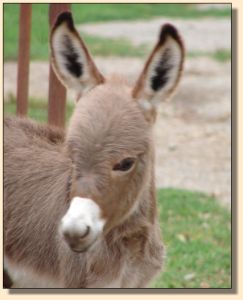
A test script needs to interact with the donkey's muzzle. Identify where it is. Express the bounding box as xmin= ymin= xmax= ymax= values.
xmin=60 ymin=197 xmax=105 ymax=252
